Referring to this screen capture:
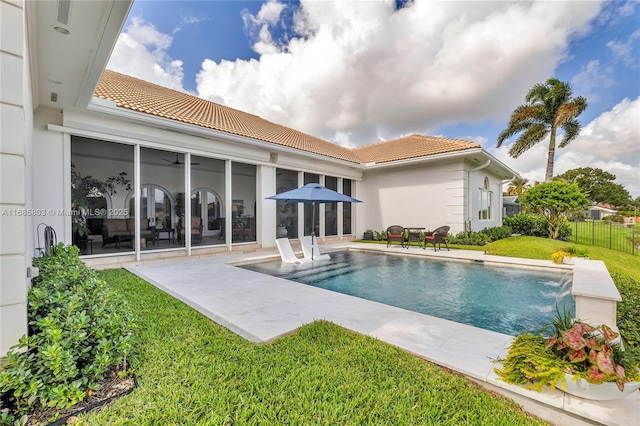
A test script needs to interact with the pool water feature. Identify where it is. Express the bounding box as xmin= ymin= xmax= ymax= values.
xmin=239 ymin=250 xmax=575 ymax=336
